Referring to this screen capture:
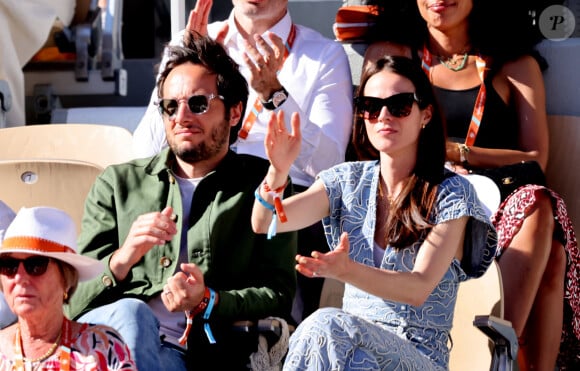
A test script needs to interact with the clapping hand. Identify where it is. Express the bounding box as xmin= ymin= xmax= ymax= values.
xmin=295 ymin=232 xmax=352 ymax=280
xmin=184 ymin=0 xmax=228 ymax=45
xmin=242 ymin=32 xmax=286 ymax=102
xmin=162 ymin=263 xmax=206 ymax=313
xmin=265 ymin=111 xmax=301 ymax=177
xmin=112 ymin=206 xmax=177 ymax=281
